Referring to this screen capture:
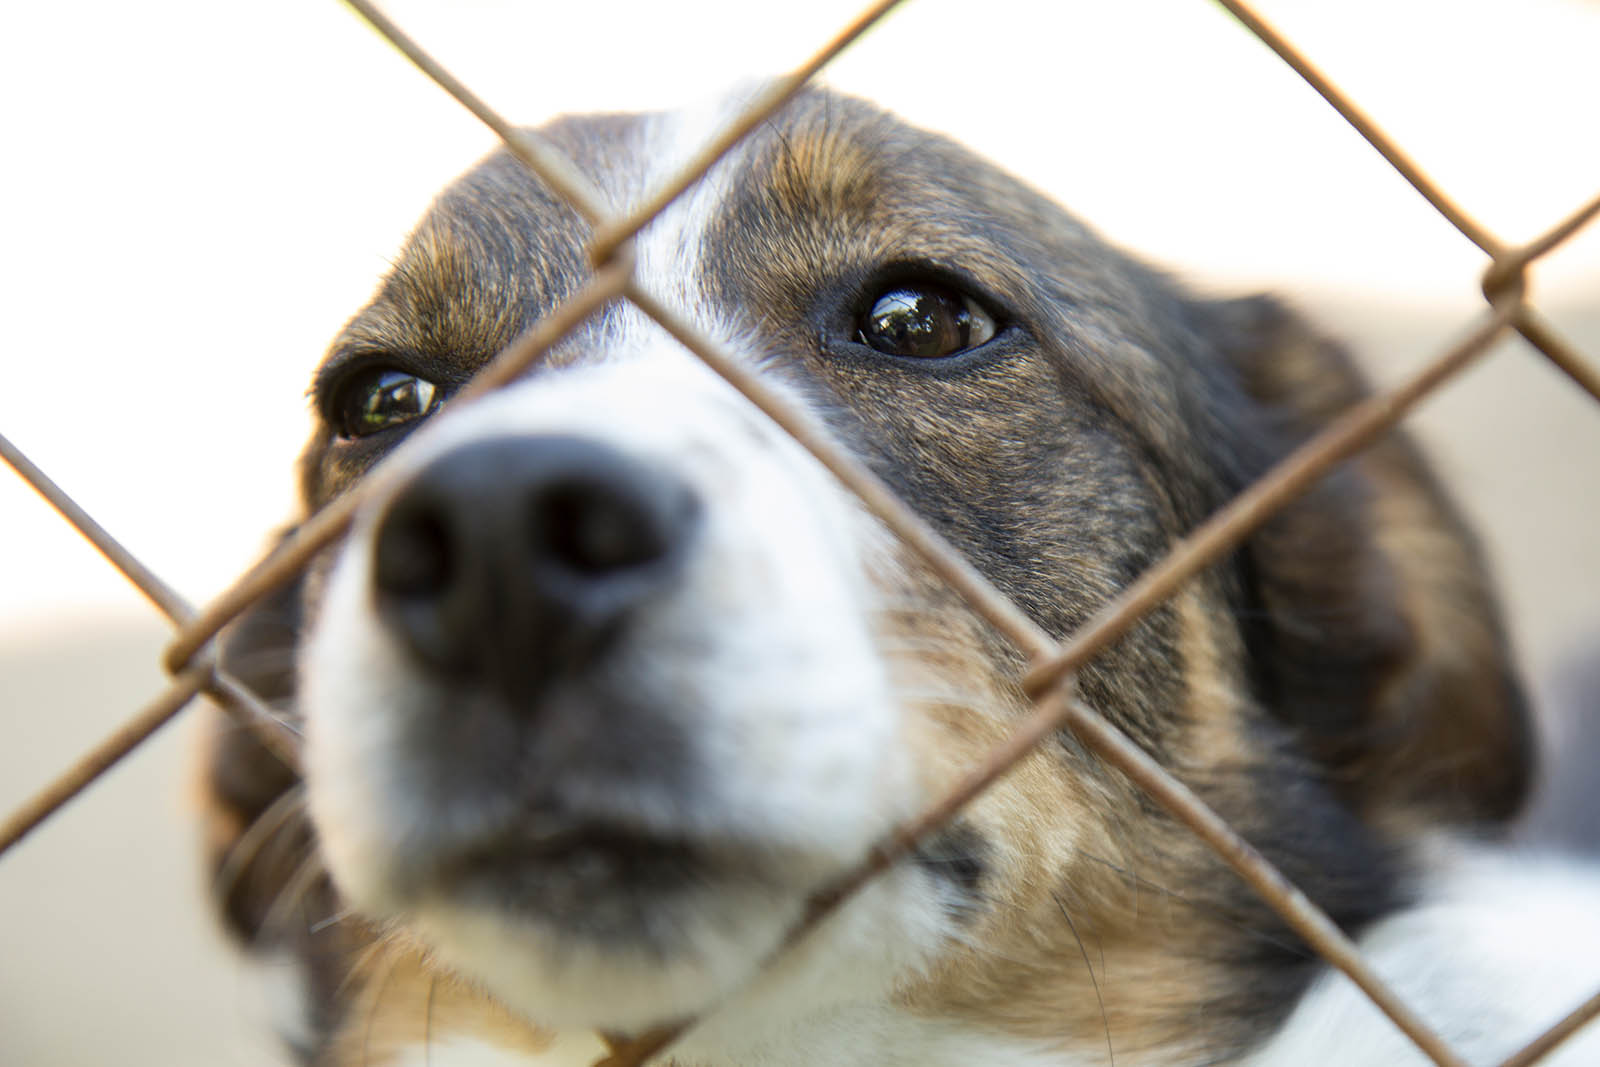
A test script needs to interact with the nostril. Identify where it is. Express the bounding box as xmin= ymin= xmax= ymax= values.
xmin=374 ymin=507 xmax=454 ymax=598
xmin=366 ymin=433 xmax=701 ymax=693
xmin=533 ymin=481 xmax=674 ymax=577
